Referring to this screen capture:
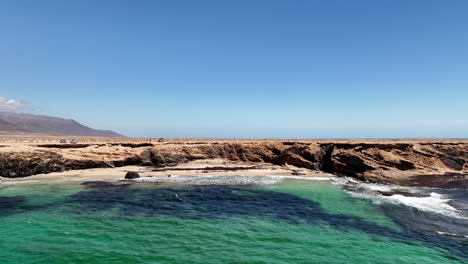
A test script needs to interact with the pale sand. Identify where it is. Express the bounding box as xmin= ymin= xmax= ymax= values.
xmin=0 ymin=159 xmax=334 ymax=183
